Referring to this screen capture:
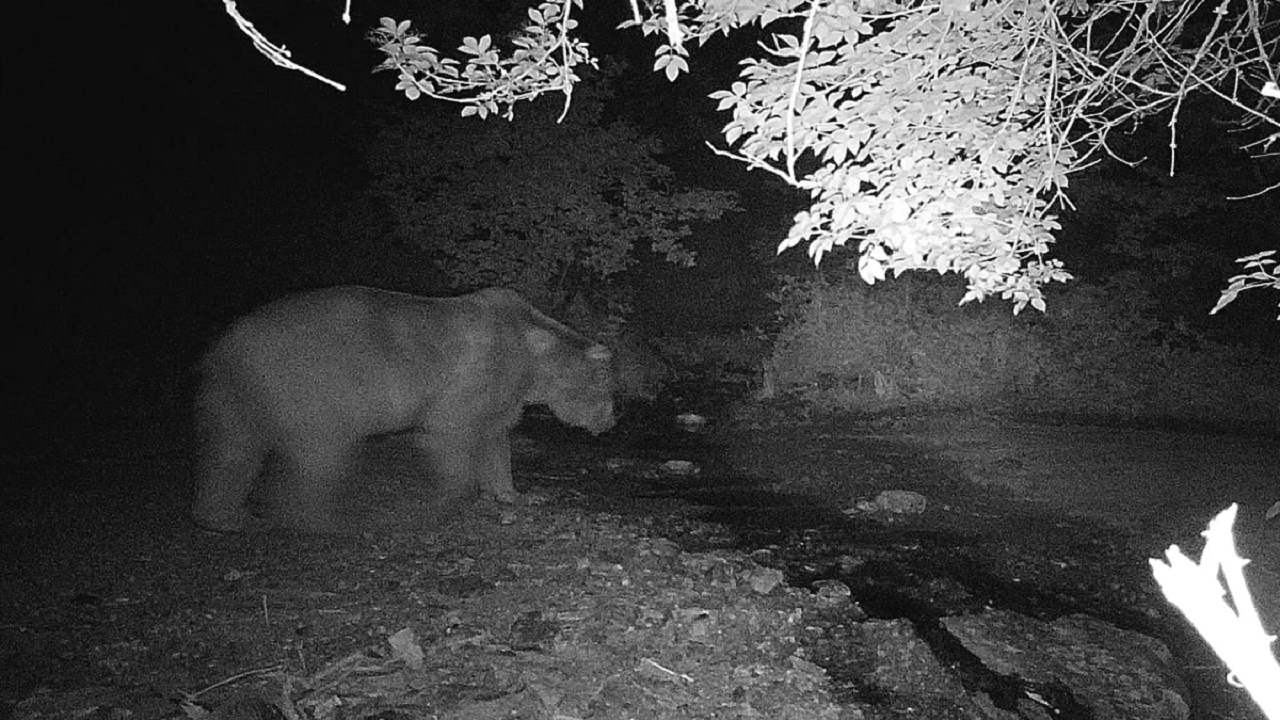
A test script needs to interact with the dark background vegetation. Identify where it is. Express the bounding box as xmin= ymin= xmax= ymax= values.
xmin=3 ymin=0 xmax=1277 ymax=460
